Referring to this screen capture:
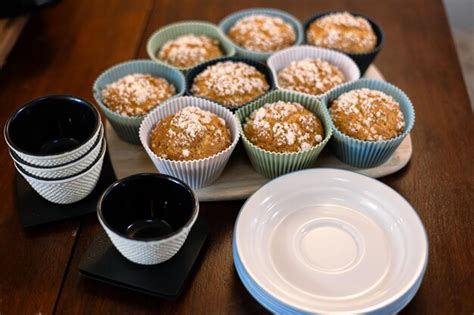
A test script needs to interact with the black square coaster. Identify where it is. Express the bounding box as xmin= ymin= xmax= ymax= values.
xmin=15 ymin=151 xmax=117 ymax=228
xmin=79 ymin=218 xmax=209 ymax=299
